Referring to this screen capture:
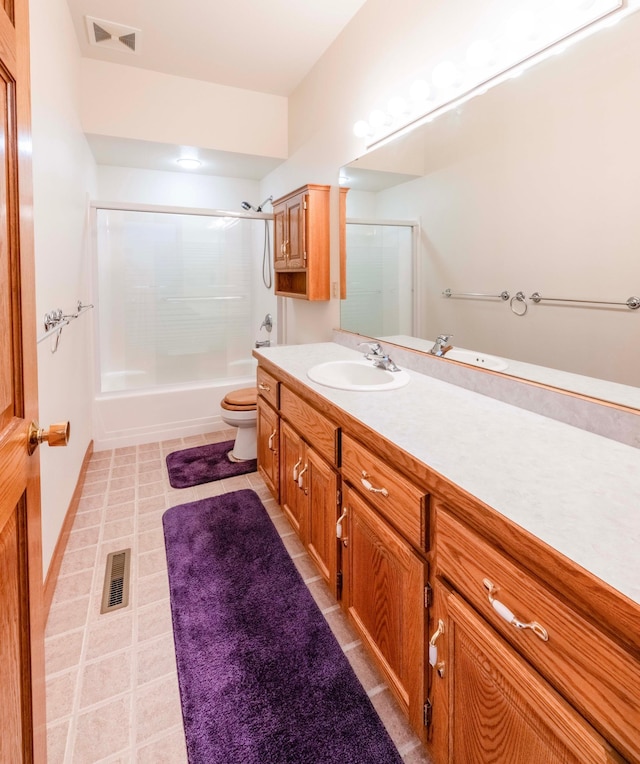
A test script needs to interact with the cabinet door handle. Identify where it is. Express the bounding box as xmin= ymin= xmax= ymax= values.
xmin=336 ymin=507 xmax=348 ymax=540
xmin=361 ymin=470 xmax=389 ymax=497
xmin=483 ymin=579 xmax=549 ymax=642
xmin=268 ymin=430 xmax=278 ymax=452
xmin=293 ymin=457 xmax=303 ymax=482
xmin=298 ymin=463 xmax=308 ymax=494
xmin=429 ymin=619 xmax=446 ymax=677
xmin=258 ymin=382 xmax=271 ymax=392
